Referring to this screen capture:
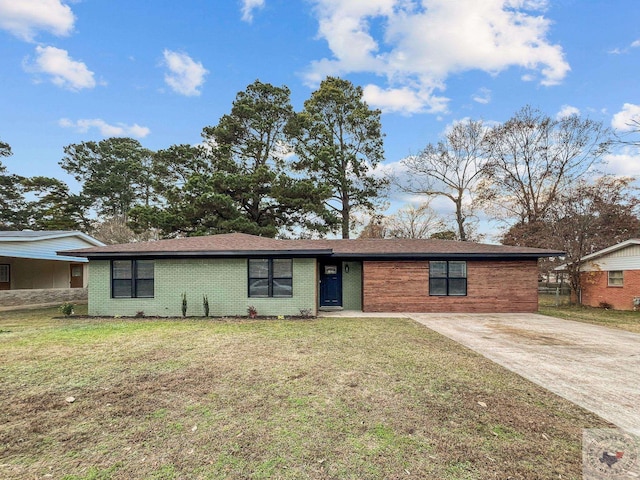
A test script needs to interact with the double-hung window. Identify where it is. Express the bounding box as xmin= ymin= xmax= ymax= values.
xmin=248 ymin=259 xmax=293 ymax=298
xmin=111 ymin=260 xmax=154 ymax=298
xmin=608 ymin=271 xmax=623 ymax=287
xmin=429 ymin=261 xmax=467 ymax=296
